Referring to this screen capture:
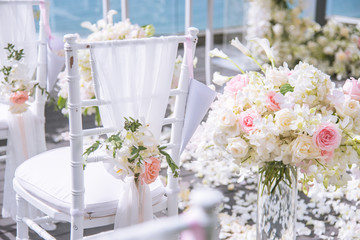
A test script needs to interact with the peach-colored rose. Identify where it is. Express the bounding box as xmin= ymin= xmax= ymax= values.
xmin=224 ymin=74 xmax=248 ymax=94
xmin=238 ymin=109 xmax=260 ymax=133
xmin=10 ymin=91 xmax=29 ymax=105
xmin=141 ymin=157 xmax=161 ymax=184
xmin=266 ymin=91 xmax=281 ymax=111
xmin=313 ymin=123 xmax=341 ymax=151
xmin=343 ymin=78 xmax=360 ymax=101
